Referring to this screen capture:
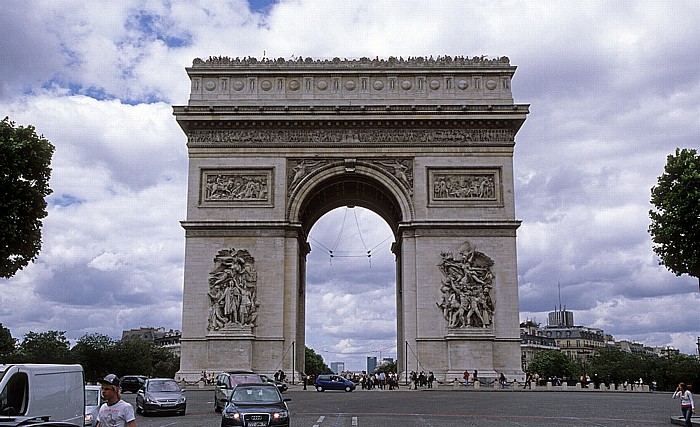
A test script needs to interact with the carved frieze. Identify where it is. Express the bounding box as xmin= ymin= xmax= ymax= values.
xmin=189 ymin=128 xmax=514 ymax=145
xmin=207 ymin=248 xmax=260 ymax=331
xmin=286 ymin=158 xmax=414 ymax=196
xmin=436 ymin=241 xmax=495 ymax=329
xmin=200 ymin=169 xmax=272 ymax=207
xmin=428 ymin=168 xmax=502 ymax=206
